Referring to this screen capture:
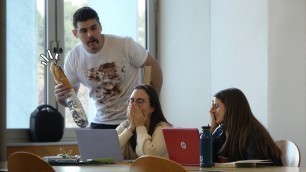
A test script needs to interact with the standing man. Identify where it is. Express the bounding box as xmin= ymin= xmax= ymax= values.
xmin=54 ymin=7 xmax=163 ymax=129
